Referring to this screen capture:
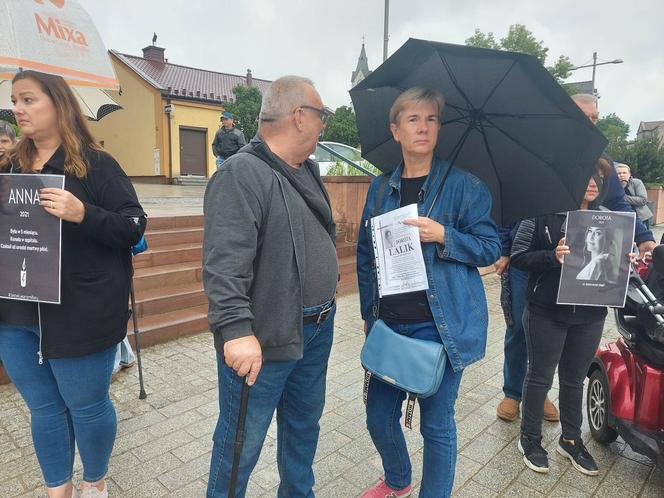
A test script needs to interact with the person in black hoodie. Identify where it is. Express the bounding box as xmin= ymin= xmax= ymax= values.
xmin=0 ymin=71 xmax=145 ymax=498
xmin=510 ymin=158 xmax=628 ymax=477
